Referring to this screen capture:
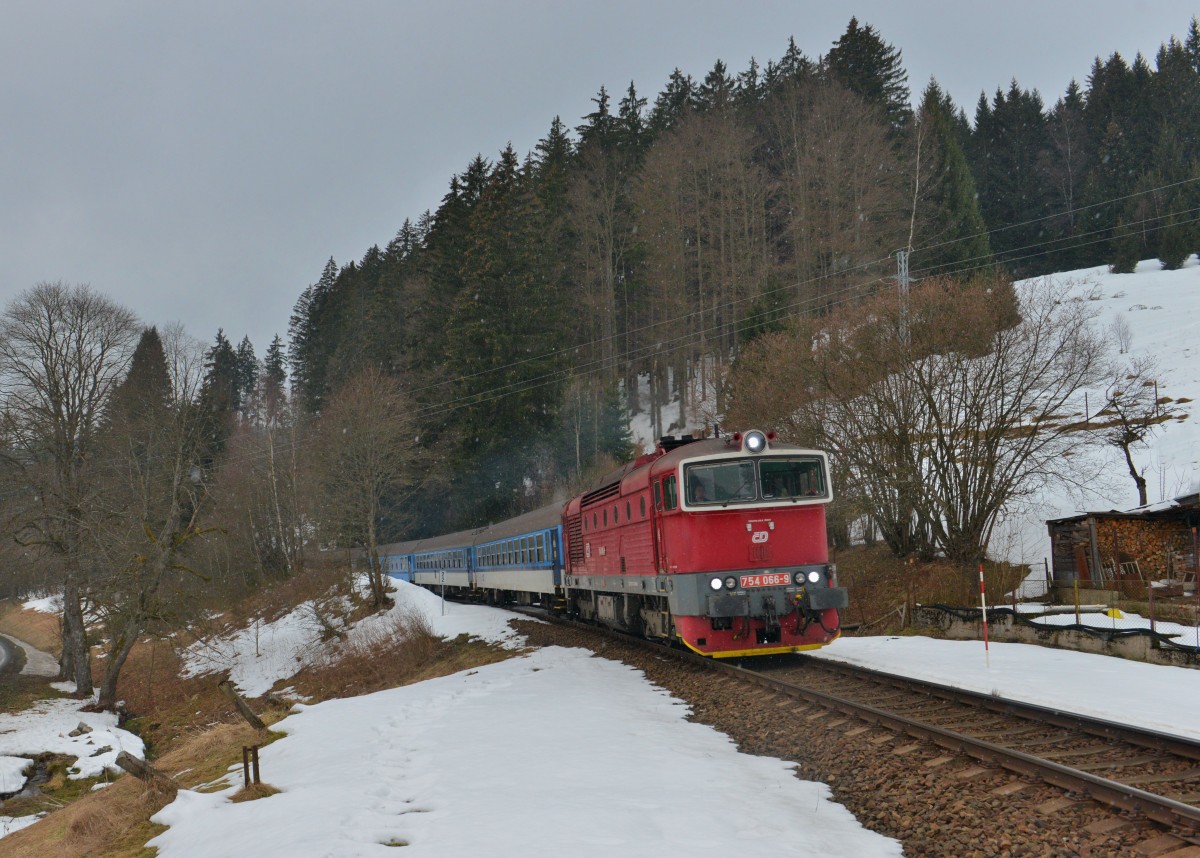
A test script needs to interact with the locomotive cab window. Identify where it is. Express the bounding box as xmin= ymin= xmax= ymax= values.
xmin=686 ymin=460 xmax=755 ymax=505
xmin=683 ymin=456 xmax=828 ymax=506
